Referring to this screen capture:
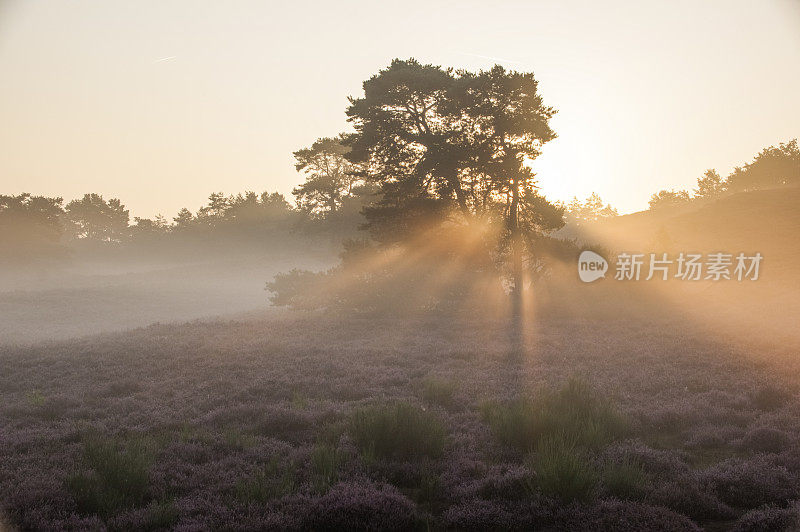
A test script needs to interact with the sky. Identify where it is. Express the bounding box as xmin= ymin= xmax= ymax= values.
xmin=1 ymin=0 xmax=799 ymax=218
